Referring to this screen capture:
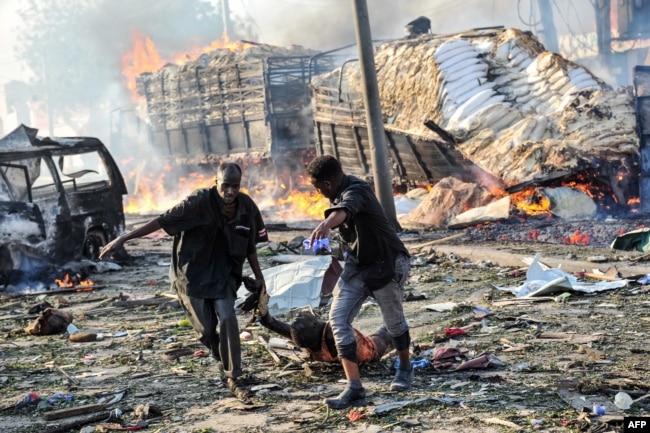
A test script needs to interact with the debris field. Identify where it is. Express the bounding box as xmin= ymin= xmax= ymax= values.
xmin=1 ymin=216 xmax=650 ymax=433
